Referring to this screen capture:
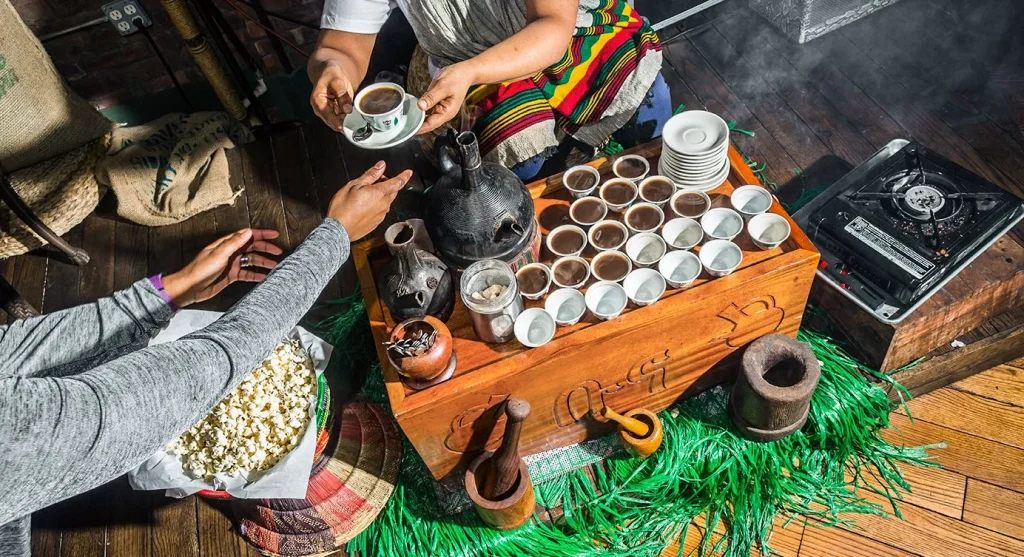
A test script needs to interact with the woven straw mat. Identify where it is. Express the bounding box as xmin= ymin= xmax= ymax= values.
xmin=0 ymin=133 xmax=110 ymax=259
xmin=235 ymin=402 xmax=401 ymax=557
